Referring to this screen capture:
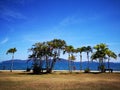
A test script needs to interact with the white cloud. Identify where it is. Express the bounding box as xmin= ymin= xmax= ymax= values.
xmin=0 ymin=5 xmax=26 ymax=22
xmin=107 ymin=42 xmax=120 ymax=46
xmin=59 ymin=16 xmax=79 ymax=26
xmin=27 ymin=39 xmax=40 ymax=43
xmin=59 ymin=14 xmax=99 ymax=27
xmin=10 ymin=0 xmax=34 ymax=5
xmin=0 ymin=37 xmax=9 ymax=44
